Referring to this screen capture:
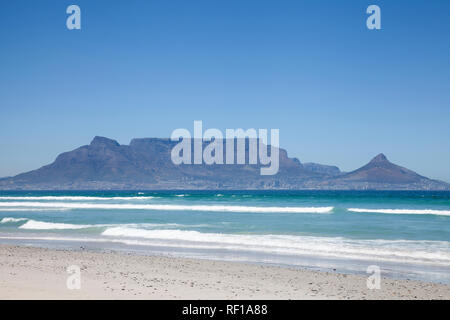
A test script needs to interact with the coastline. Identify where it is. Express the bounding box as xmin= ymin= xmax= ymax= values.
xmin=0 ymin=244 xmax=448 ymax=300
